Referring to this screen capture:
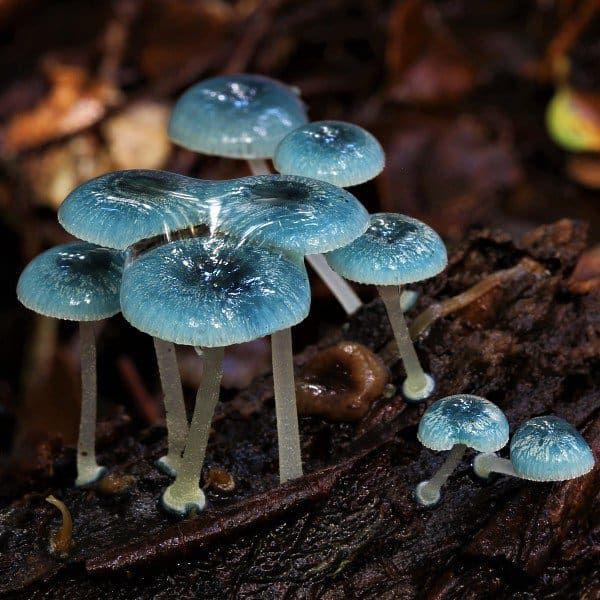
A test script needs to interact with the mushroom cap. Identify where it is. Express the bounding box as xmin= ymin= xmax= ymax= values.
xmin=168 ymin=74 xmax=308 ymax=159
xmin=417 ymin=394 xmax=509 ymax=453
xmin=217 ymin=174 xmax=369 ymax=255
xmin=17 ymin=241 xmax=123 ymax=321
xmin=325 ymin=213 xmax=447 ymax=285
xmin=273 ymin=120 xmax=385 ymax=187
xmin=58 ymin=170 xmax=229 ymax=250
xmin=510 ymin=416 xmax=595 ymax=481
xmin=120 ymin=235 xmax=310 ymax=347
